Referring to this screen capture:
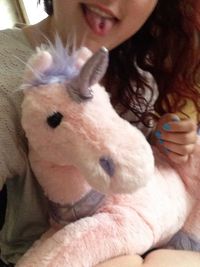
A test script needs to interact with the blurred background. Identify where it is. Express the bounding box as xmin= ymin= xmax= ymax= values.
xmin=0 ymin=0 xmax=47 ymax=30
